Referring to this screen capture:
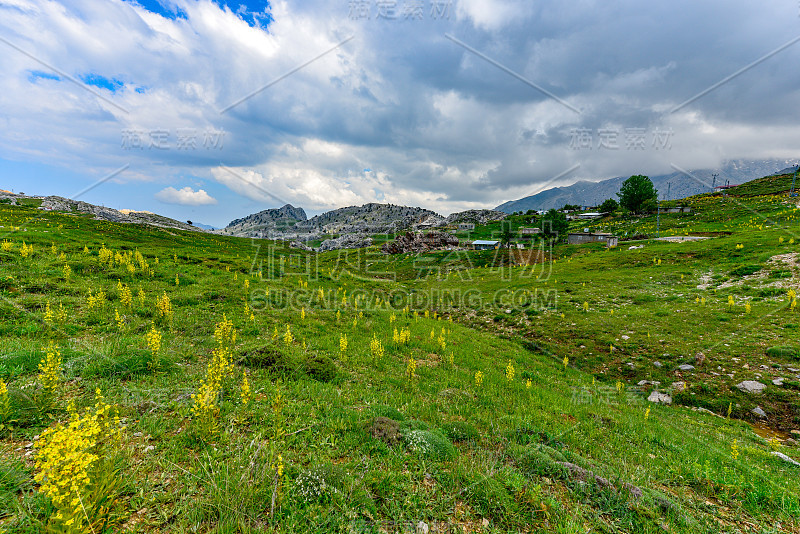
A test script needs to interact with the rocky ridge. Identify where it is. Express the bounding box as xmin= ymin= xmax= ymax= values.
xmin=39 ymin=196 xmax=205 ymax=233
